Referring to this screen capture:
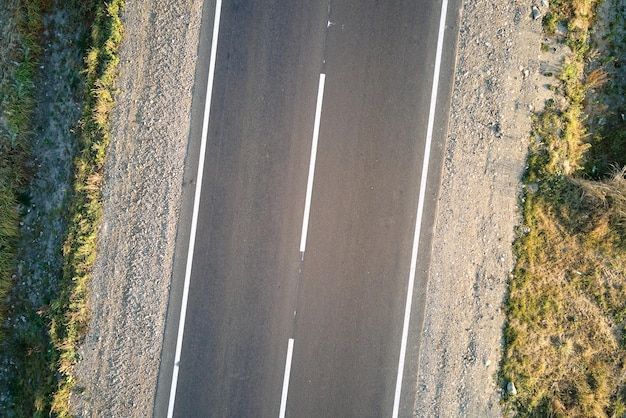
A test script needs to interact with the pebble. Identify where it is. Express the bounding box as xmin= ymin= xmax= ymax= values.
xmin=507 ymin=382 xmax=518 ymax=397
xmin=532 ymin=6 xmax=542 ymax=20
